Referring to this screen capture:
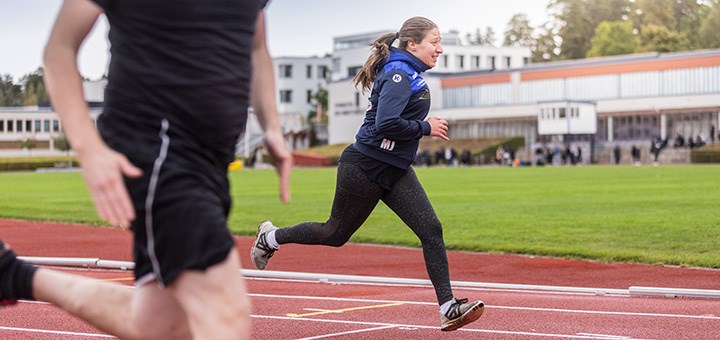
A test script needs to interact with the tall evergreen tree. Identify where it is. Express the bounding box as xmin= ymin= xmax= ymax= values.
xmin=504 ymin=13 xmax=535 ymax=47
